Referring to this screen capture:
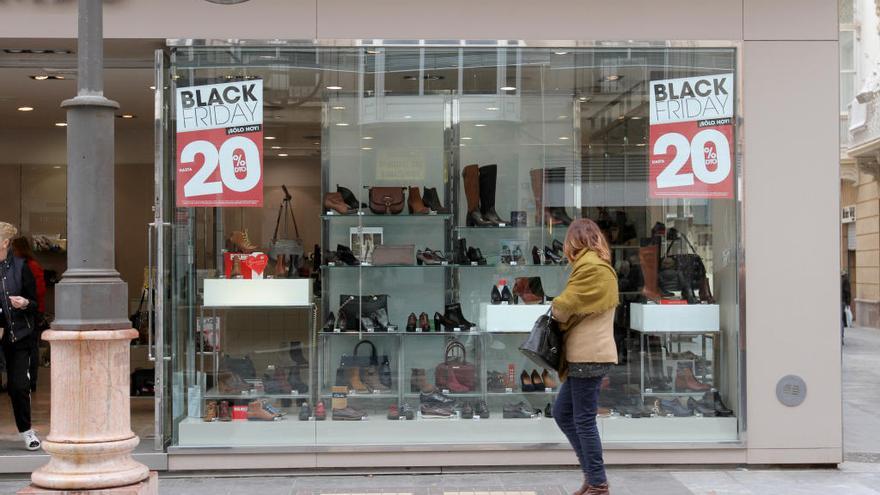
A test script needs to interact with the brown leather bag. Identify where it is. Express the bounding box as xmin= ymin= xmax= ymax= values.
xmin=369 ymin=187 xmax=405 ymax=214
xmin=435 ymin=340 xmax=475 ymax=391
xmin=372 ymin=245 xmax=415 ymax=265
